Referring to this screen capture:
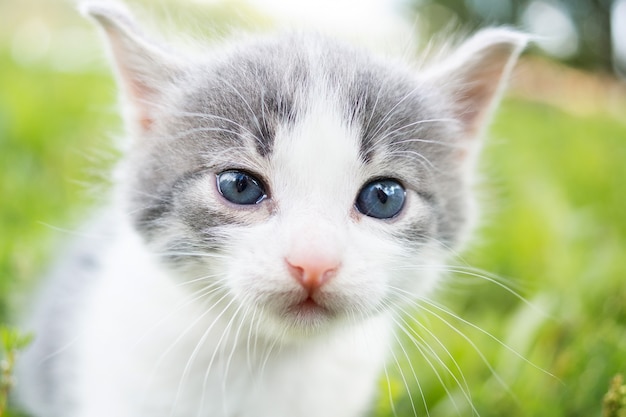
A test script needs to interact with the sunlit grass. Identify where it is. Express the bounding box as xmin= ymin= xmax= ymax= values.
xmin=0 ymin=46 xmax=118 ymax=320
